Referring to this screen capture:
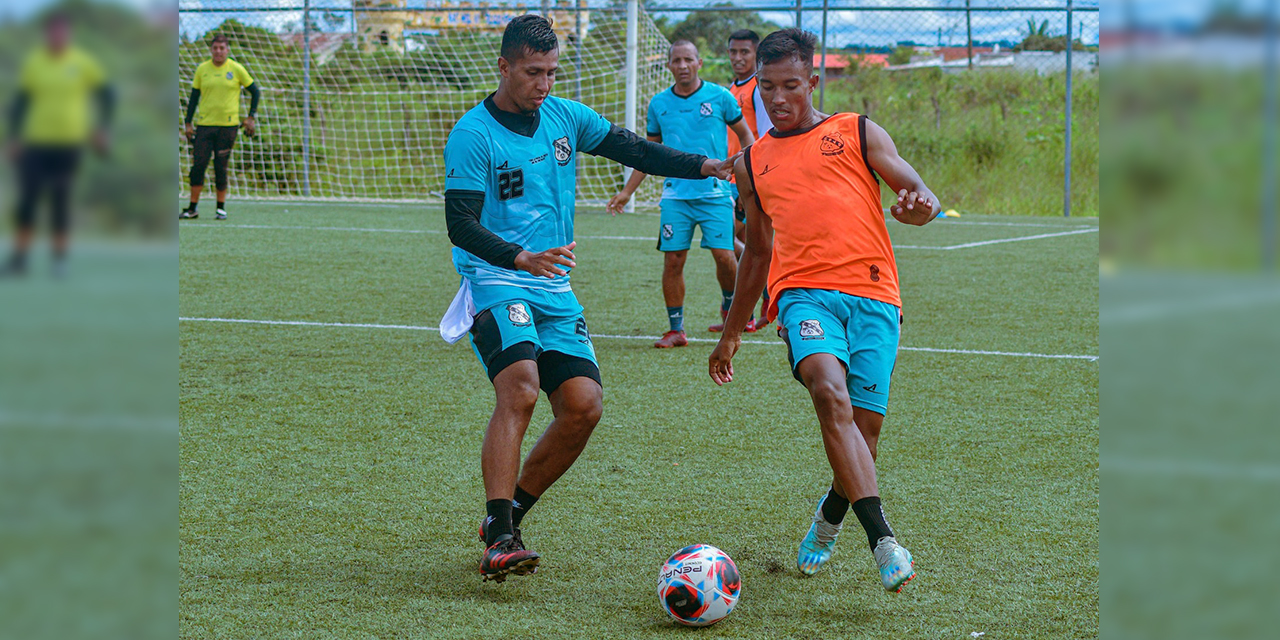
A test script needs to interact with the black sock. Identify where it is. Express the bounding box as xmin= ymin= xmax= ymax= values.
xmin=186 ymin=202 xmax=197 ymax=211
xmin=851 ymin=496 xmax=896 ymax=550
xmin=216 ymin=201 xmax=226 ymax=211
xmin=820 ymin=486 xmax=850 ymax=525
xmin=720 ymin=289 xmax=735 ymax=312
xmin=6 ymin=251 xmax=27 ymax=270
xmin=484 ymin=499 xmax=513 ymax=546
xmin=511 ymin=485 xmax=540 ymax=528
